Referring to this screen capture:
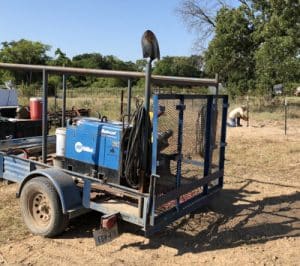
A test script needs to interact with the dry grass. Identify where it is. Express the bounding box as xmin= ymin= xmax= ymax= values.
xmin=1 ymin=91 xmax=299 ymax=259
xmin=230 ymin=96 xmax=300 ymax=122
xmin=17 ymin=90 xmax=300 ymax=124
xmin=0 ymin=109 xmax=299 ymax=264
xmin=226 ymin=128 xmax=300 ymax=184
xmin=0 ymin=182 xmax=29 ymax=244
